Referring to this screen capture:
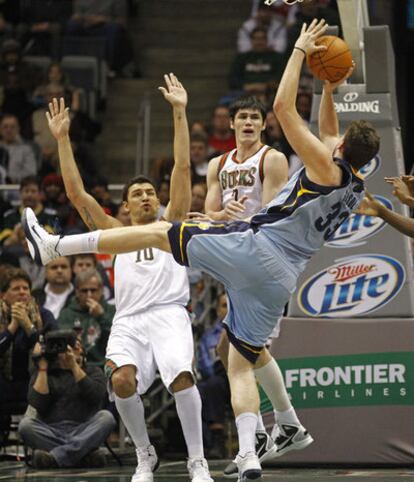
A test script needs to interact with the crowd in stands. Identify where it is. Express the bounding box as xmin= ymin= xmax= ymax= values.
xmin=0 ymin=0 xmax=340 ymax=467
